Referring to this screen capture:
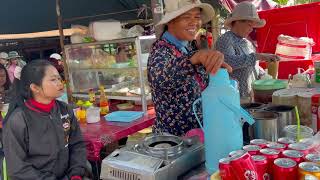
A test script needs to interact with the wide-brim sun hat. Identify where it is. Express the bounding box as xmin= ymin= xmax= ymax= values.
xmin=156 ymin=0 xmax=215 ymax=37
xmin=224 ymin=1 xmax=266 ymax=29
xmin=0 ymin=52 xmax=8 ymax=59
xmin=6 ymin=51 xmax=22 ymax=60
